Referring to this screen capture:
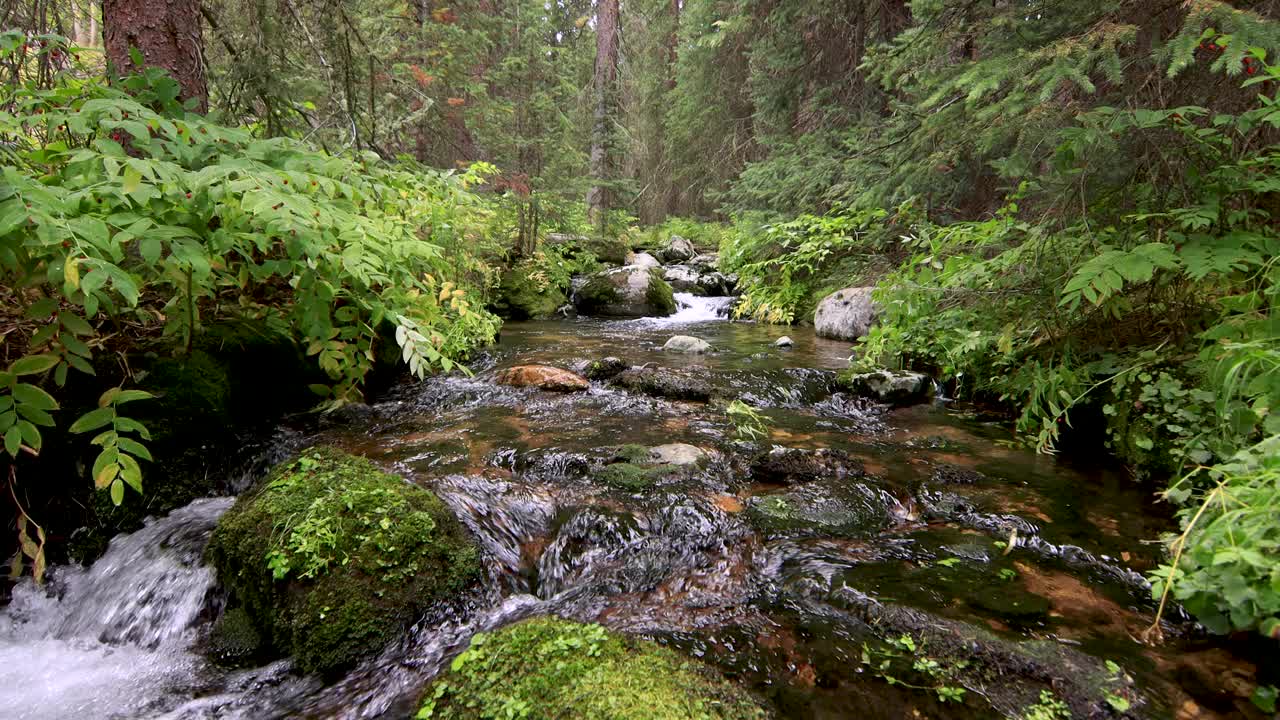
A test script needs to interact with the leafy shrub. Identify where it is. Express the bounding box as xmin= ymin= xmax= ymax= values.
xmin=0 ymin=33 xmax=500 ymax=514
xmin=722 ymin=206 xmax=890 ymax=324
